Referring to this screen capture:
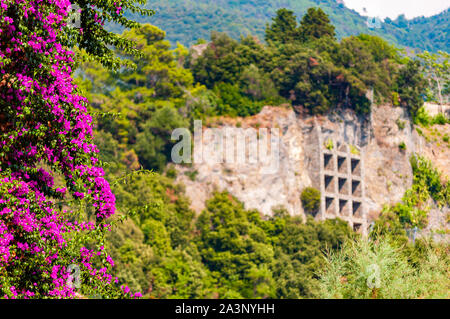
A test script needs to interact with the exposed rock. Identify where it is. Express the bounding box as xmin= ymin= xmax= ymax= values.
xmin=175 ymin=104 xmax=449 ymax=234
xmin=424 ymin=102 xmax=450 ymax=117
